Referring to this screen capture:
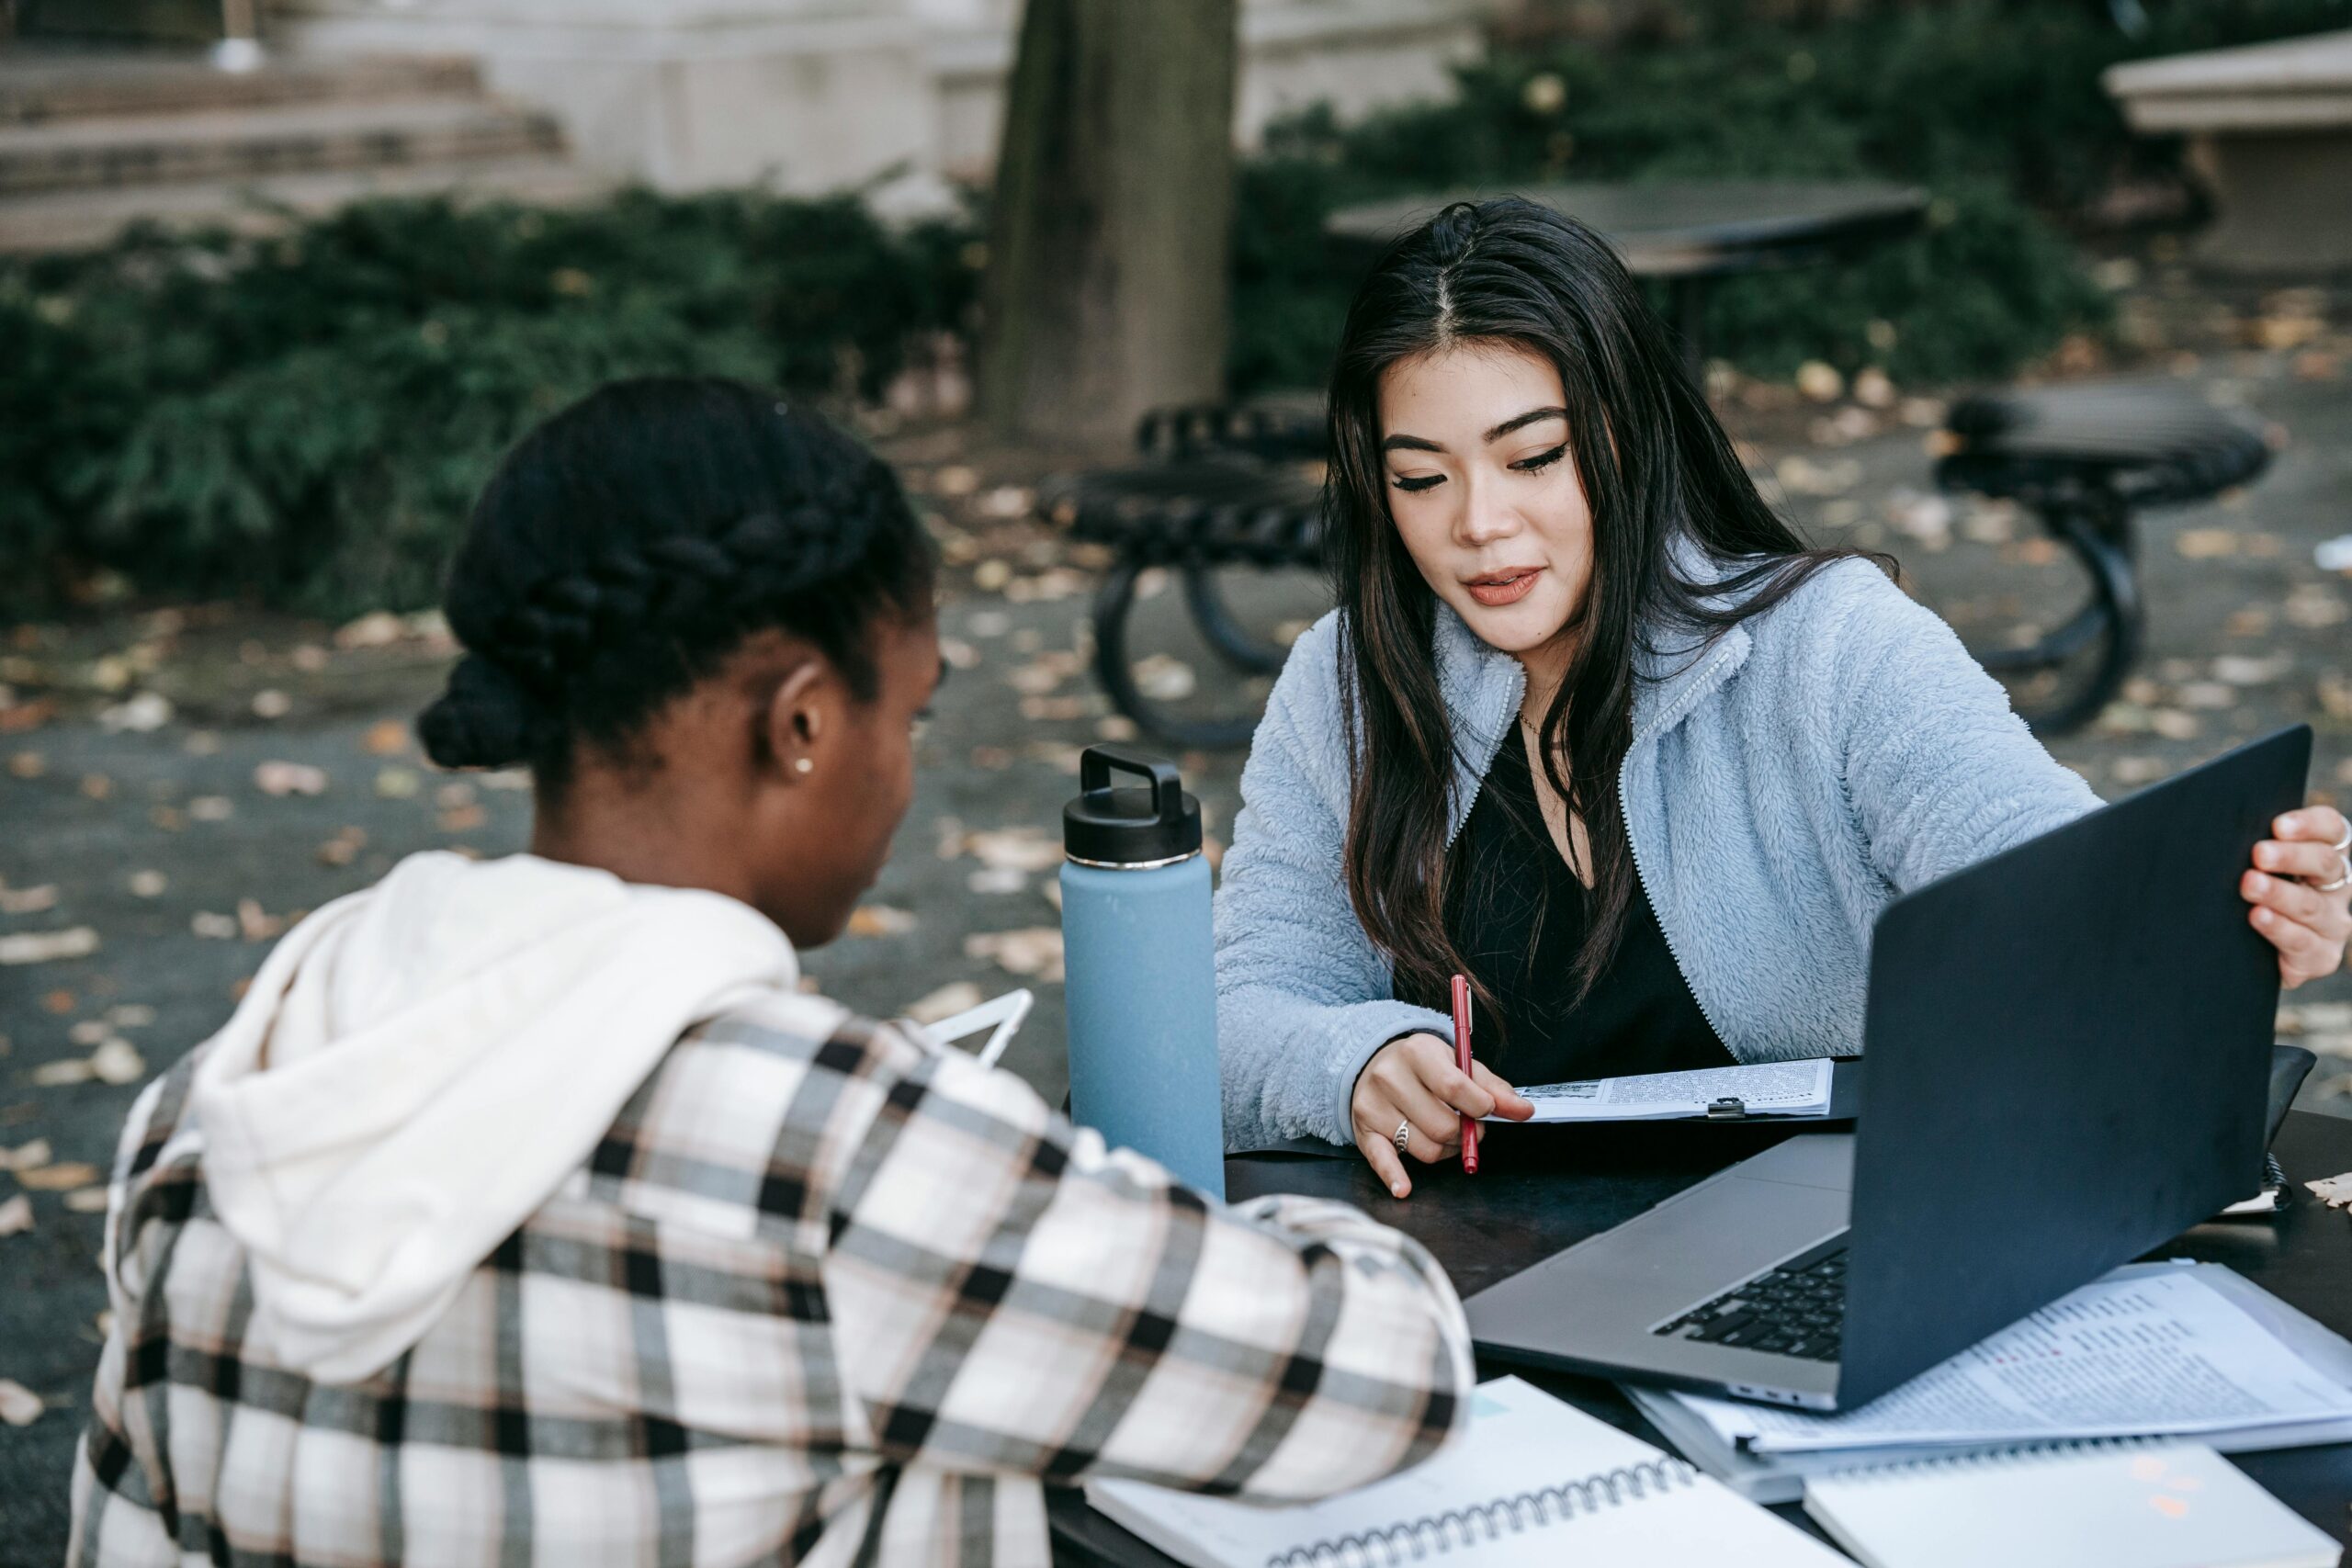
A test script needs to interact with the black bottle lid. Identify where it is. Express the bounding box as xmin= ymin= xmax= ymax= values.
xmin=1063 ymin=744 xmax=1202 ymax=867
